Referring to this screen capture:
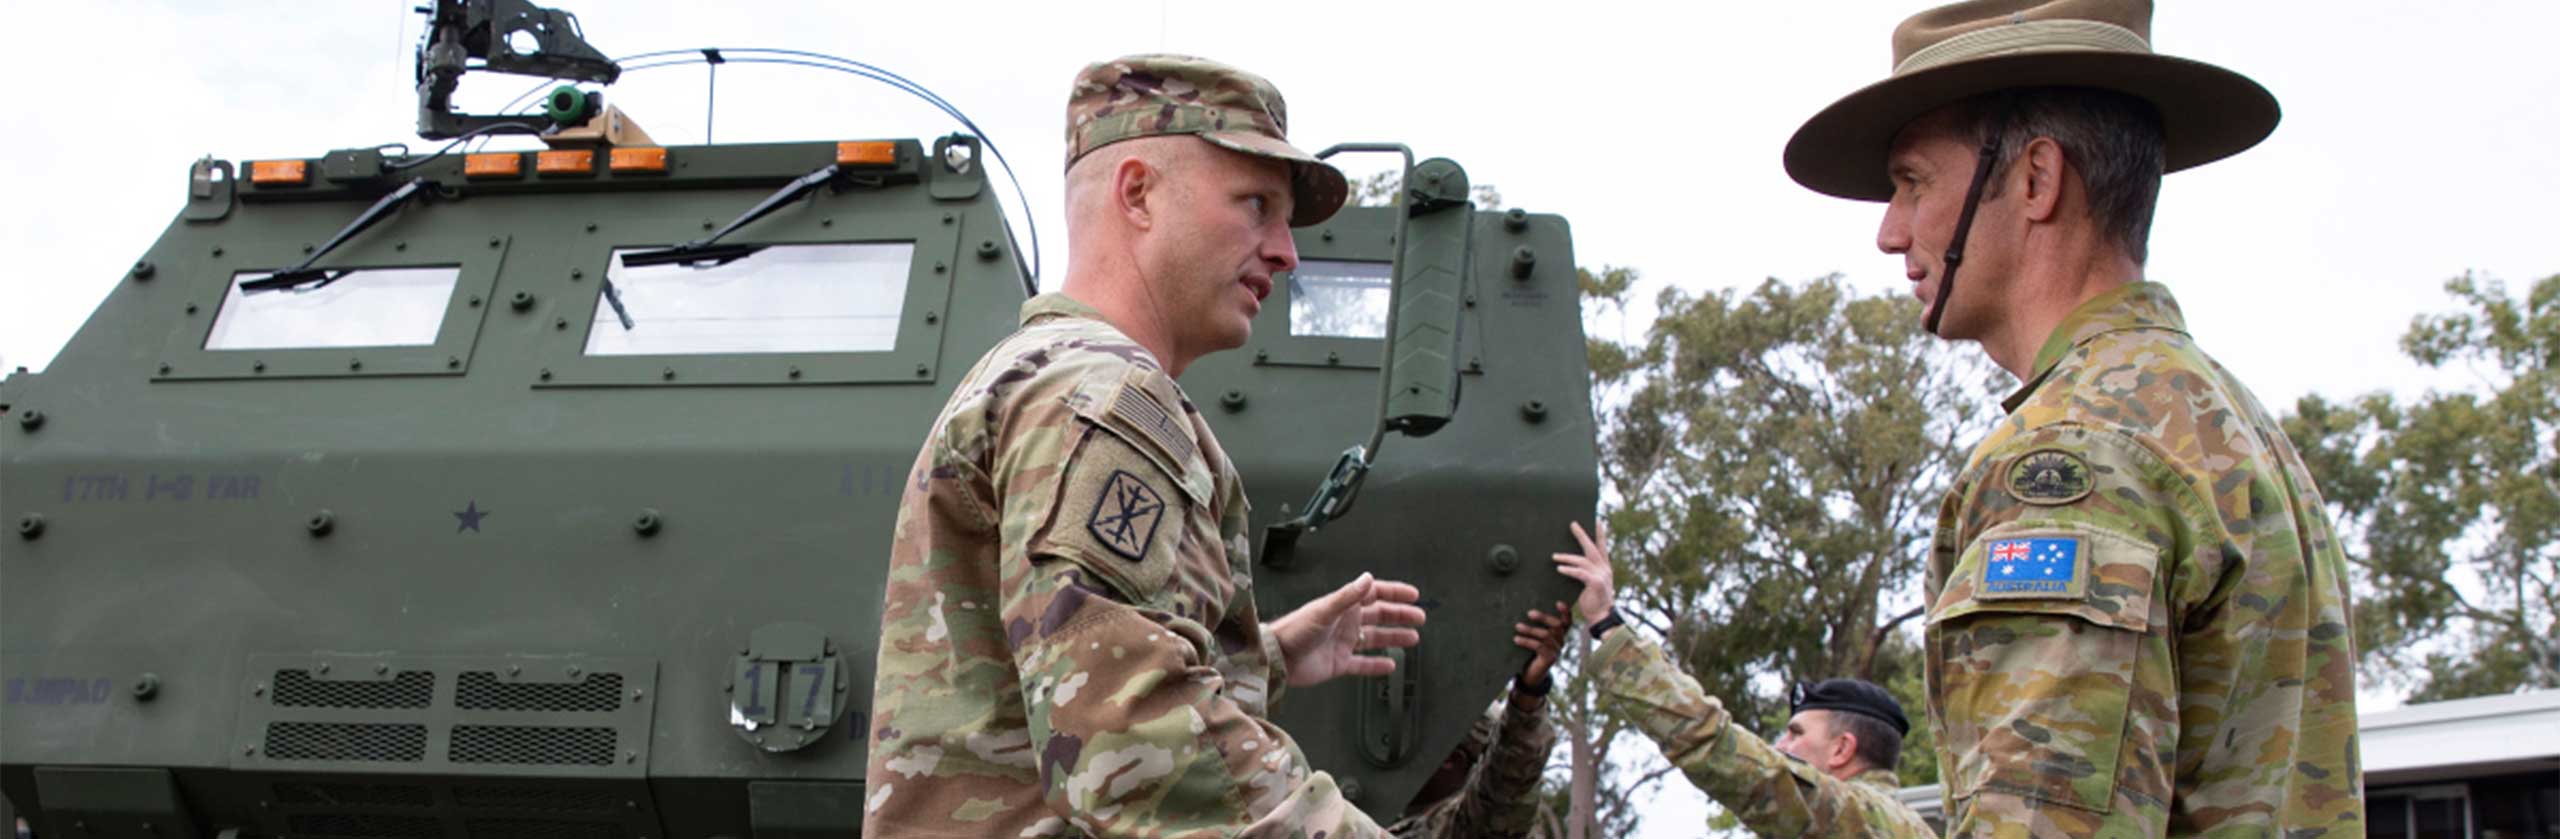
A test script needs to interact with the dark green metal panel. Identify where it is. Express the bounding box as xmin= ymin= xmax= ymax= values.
xmin=3 ymin=121 xmax=1592 ymax=839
